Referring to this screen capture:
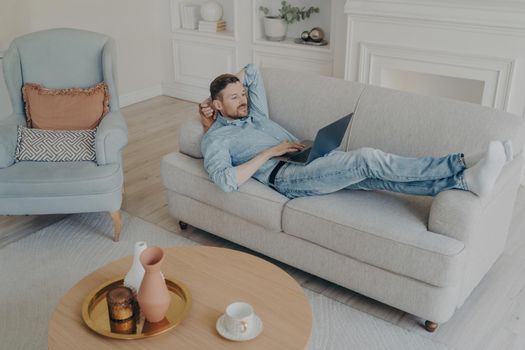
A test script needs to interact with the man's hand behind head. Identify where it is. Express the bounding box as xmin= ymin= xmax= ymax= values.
xmin=199 ymin=97 xmax=217 ymax=133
